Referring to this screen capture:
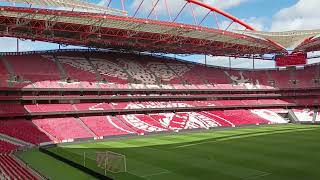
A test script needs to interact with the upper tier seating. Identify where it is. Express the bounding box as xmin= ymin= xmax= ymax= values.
xmin=0 ymin=60 xmax=8 ymax=87
xmin=267 ymin=69 xmax=292 ymax=88
xmin=0 ymin=154 xmax=37 ymax=180
xmin=55 ymin=56 xmax=98 ymax=88
xmin=0 ymin=120 xmax=52 ymax=144
xmin=57 ymin=56 xmax=97 ymax=80
xmin=5 ymin=55 xmax=61 ymax=88
xmin=32 ymin=118 xmax=92 ymax=142
xmin=294 ymin=66 xmax=316 ymax=88
xmin=147 ymin=62 xmax=178 ymax=82
xmin=0 ymin=52 xmax=318 ymax=90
